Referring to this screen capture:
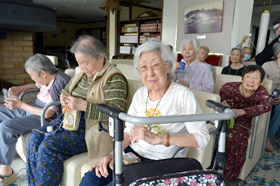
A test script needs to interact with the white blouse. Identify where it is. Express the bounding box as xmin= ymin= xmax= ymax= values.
xmin=124 ymin=82 xmax=210 ymax=160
